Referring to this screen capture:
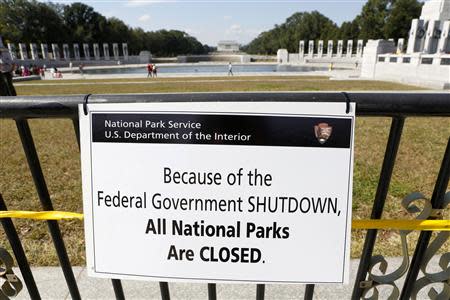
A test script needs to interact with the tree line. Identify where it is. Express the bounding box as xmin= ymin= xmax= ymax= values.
xmin=243 ymin=0 xmax=422 ymax=54
xmin=0 ymin=0 xmax=212 ymax=56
